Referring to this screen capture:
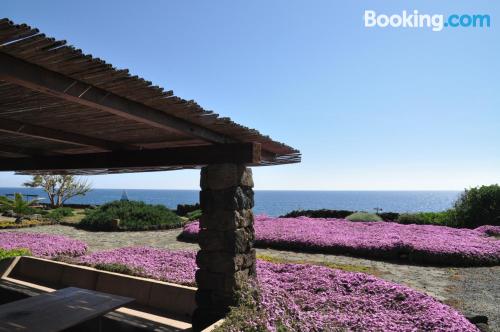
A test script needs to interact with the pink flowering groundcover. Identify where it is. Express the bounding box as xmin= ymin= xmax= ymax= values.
xmin=0 ymin=232 xmax=87 ymax=258
xmin=77 ymin=247 xmax=478 ymax=332
xmin=180 ymin=216 xmax=500 ymax=266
